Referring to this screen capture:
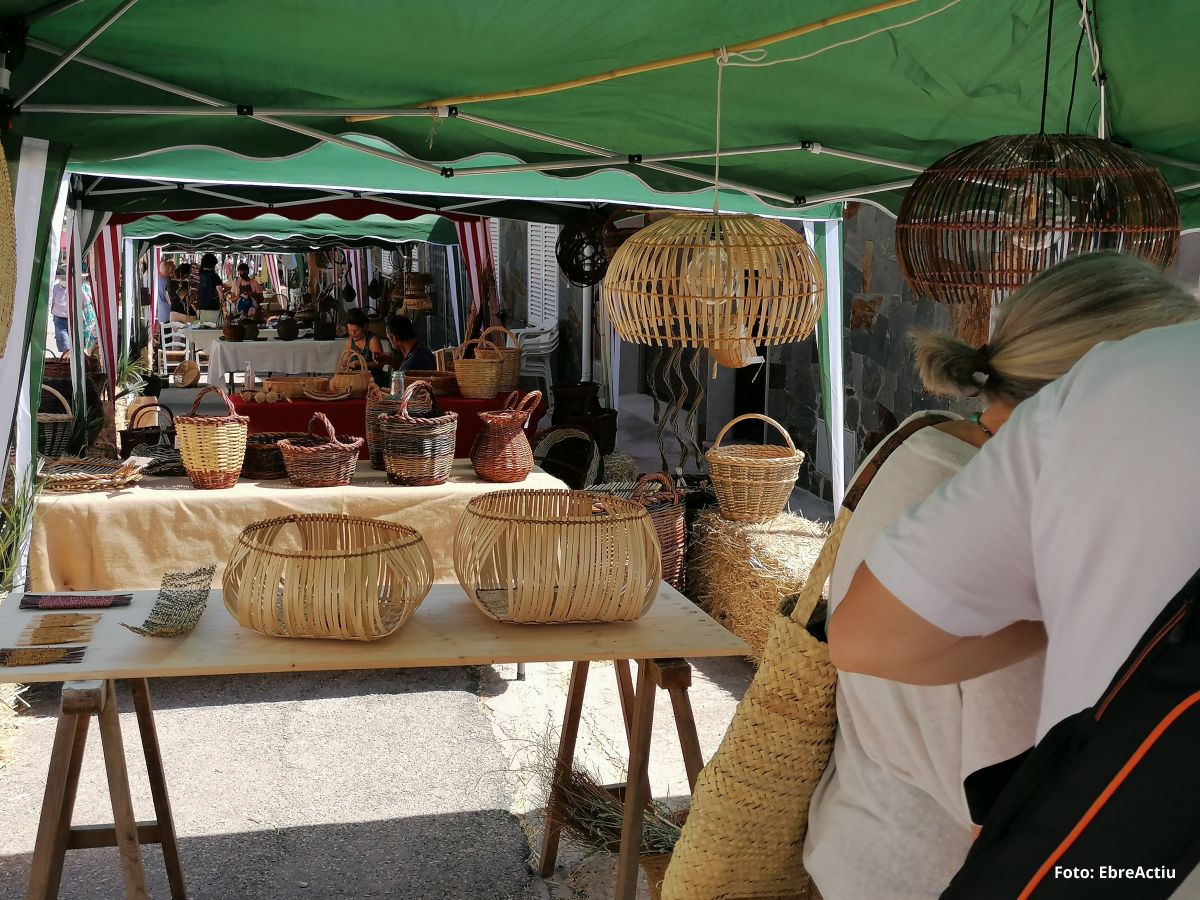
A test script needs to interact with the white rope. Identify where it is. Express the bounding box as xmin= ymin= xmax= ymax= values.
xmin=1078 ymin=0 xmax=1108 ymax=138
xmin=725 ymin=0 xmax=966 ymax=69
xmin=713 ymin=48 xmax=728 ymax=214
